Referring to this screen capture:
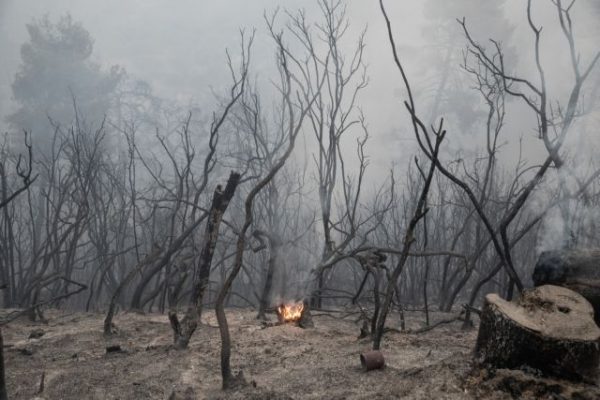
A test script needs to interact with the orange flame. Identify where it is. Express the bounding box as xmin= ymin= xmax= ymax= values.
xmin=277 ymin=302 xmax=304 ymax=322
